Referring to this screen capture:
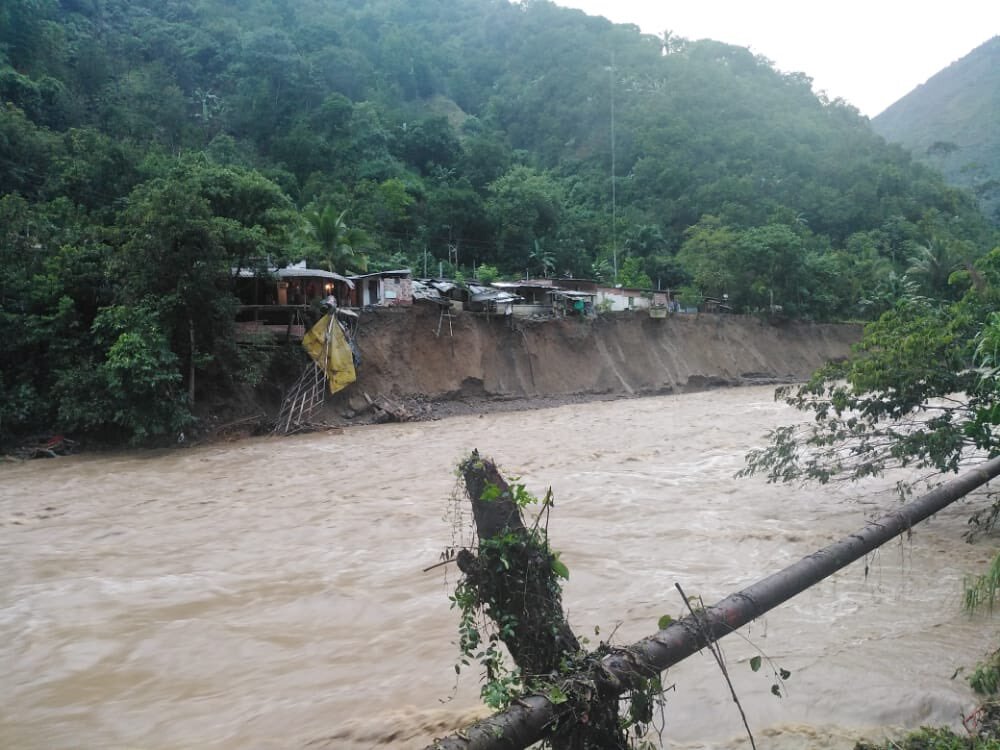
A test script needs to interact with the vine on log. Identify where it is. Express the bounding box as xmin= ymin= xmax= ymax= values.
xmin=430 ymin=453 xmax=1000 ymax=750
xmin=446 ymin=450 xmax=658 ymax=749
